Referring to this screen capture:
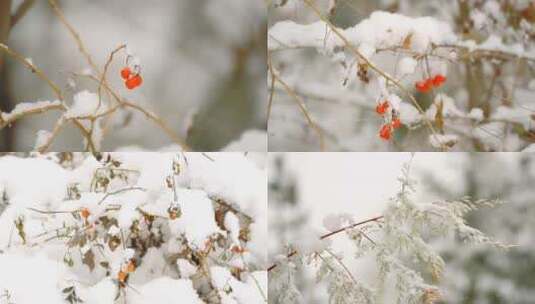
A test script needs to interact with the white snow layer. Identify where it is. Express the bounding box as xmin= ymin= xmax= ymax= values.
xmin=0 ymin=153 xmax=266 ymax=304
xmin=268 ymin=11 xmax=457 ymax=54
xmin=64 ymin=90 xmax=105 ymax=118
